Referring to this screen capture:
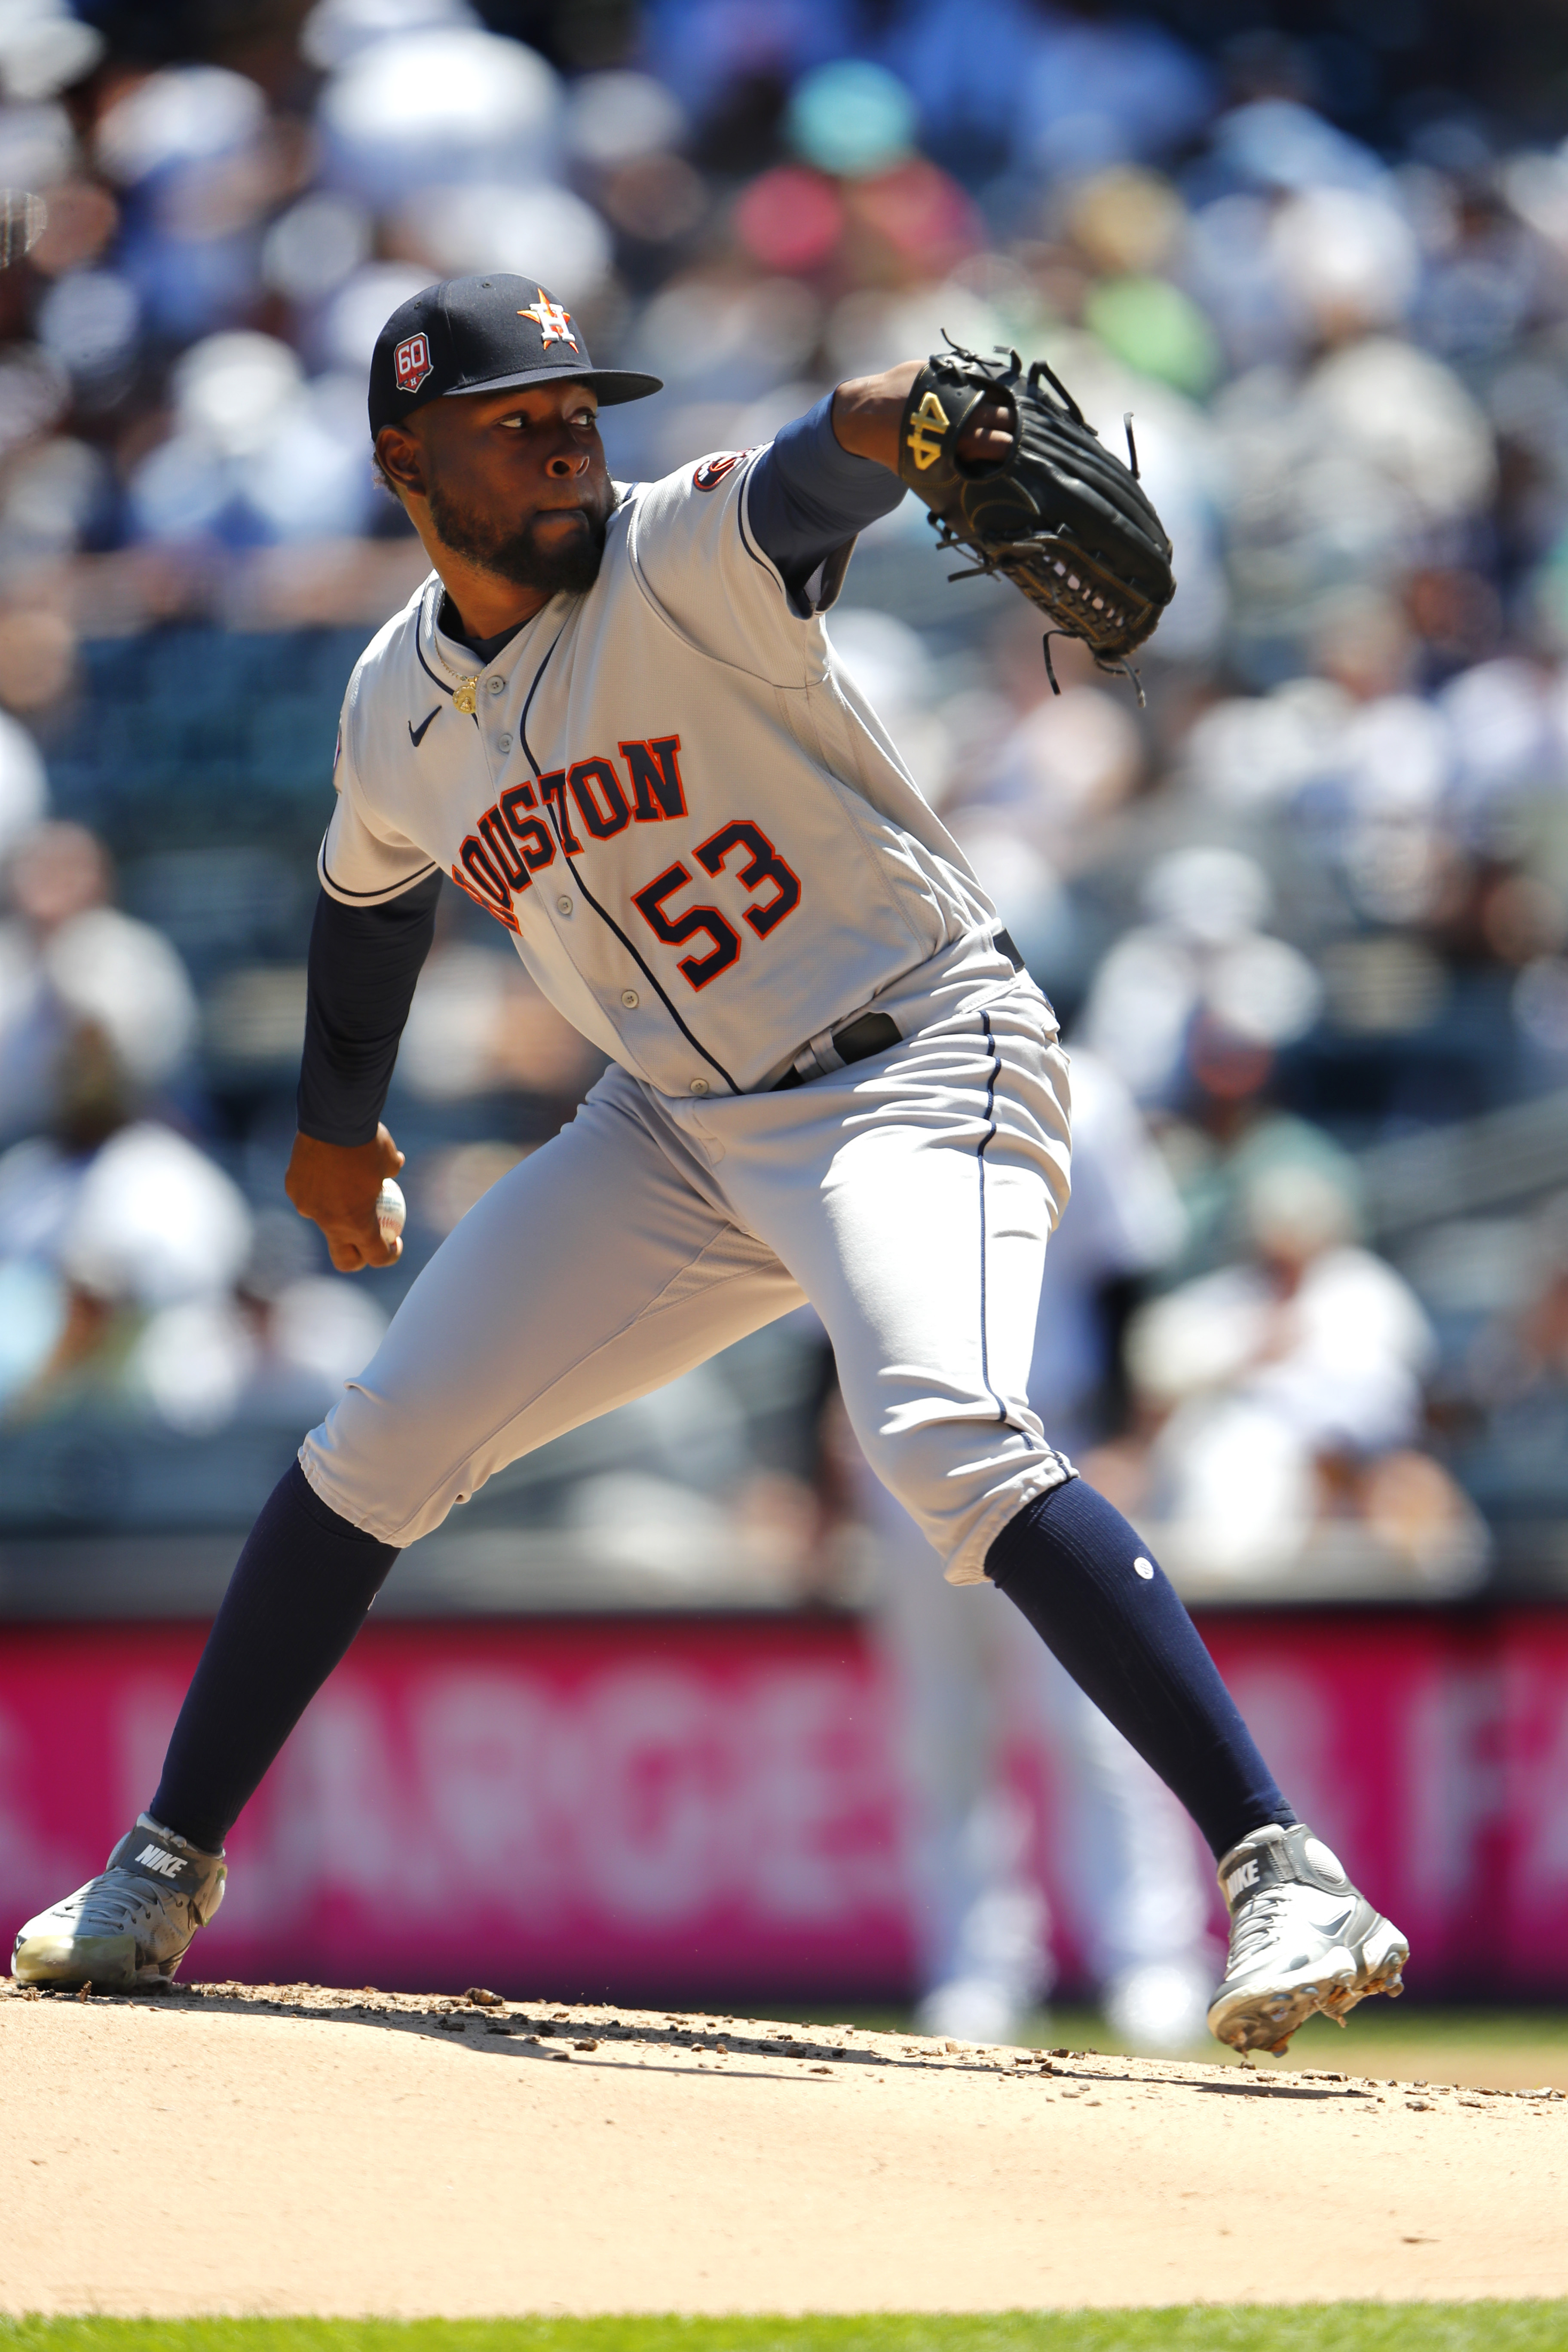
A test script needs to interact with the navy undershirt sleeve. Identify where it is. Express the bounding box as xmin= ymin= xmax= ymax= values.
xmin=745 ymin=393 xmax=906 ymax=601
xmin=296 ymin=872 xmax=441 ymax=1146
